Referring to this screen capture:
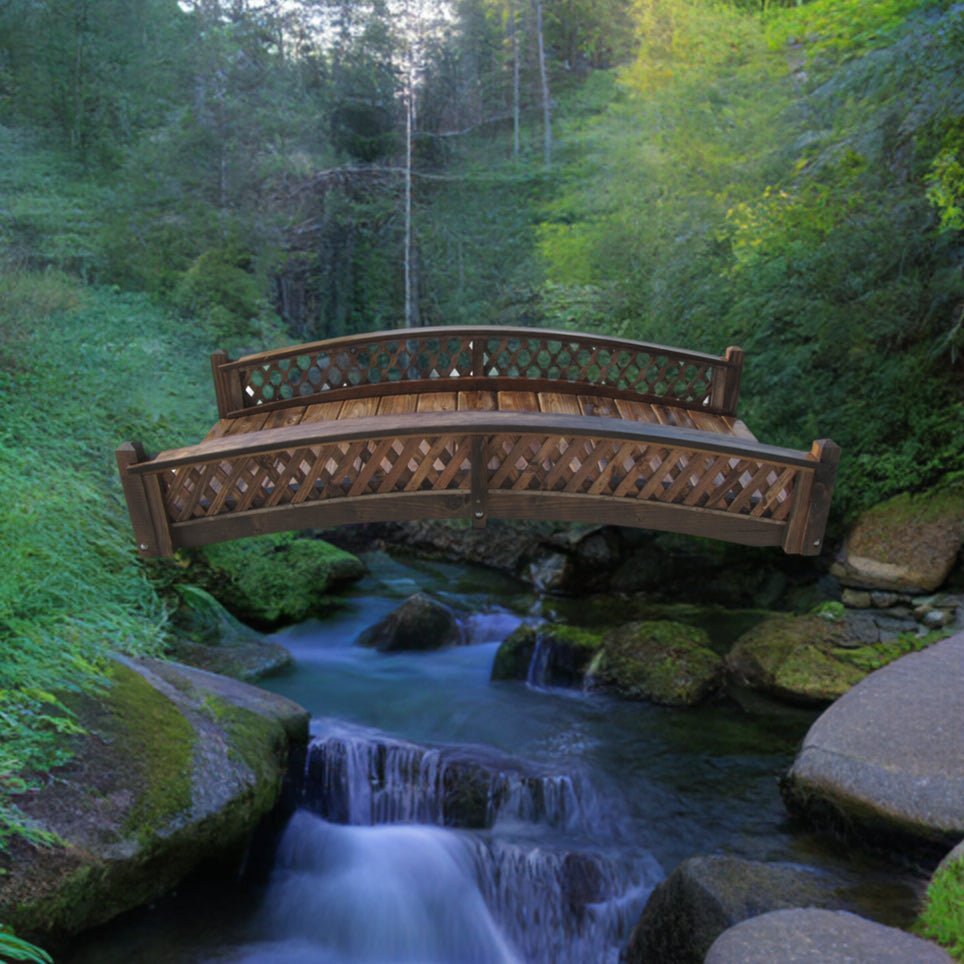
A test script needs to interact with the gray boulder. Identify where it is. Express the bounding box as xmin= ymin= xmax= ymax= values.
xmin=704 ymin=908 xmax=952 ymax=963
xmin=357 ymin=592 xmax=462 ymax=651
xmin=622 ymin=855 xmax=848 ymax=964
xmin=0 ymin=656 xmax=308 ymax=942
xmin=782 ymin=632 xmax=964 ymax=851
